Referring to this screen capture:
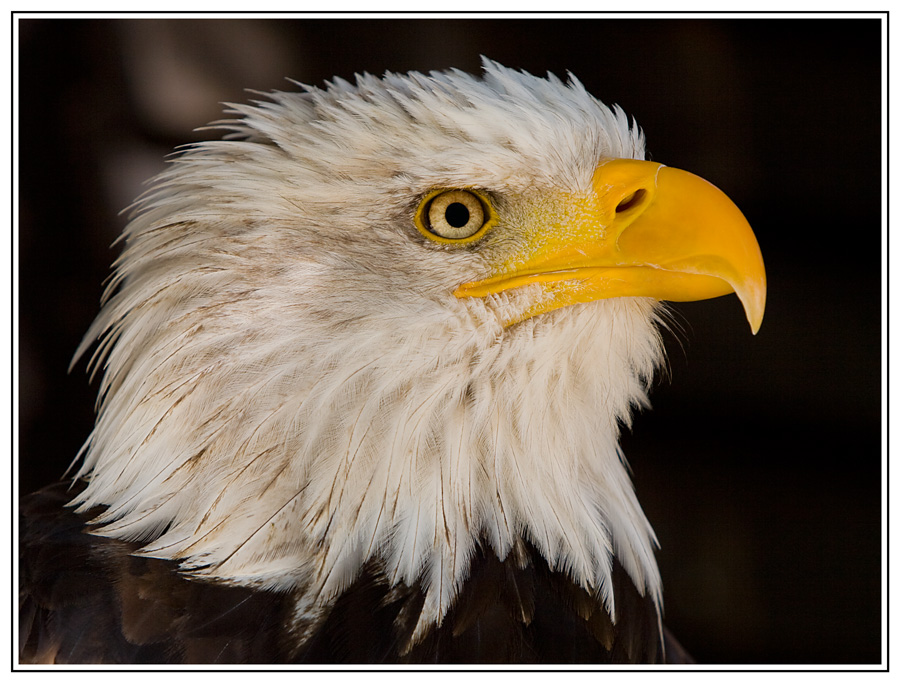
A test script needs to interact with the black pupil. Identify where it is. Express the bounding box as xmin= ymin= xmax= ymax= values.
xmin=445 ymin=202 xmax=470 ymax=228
